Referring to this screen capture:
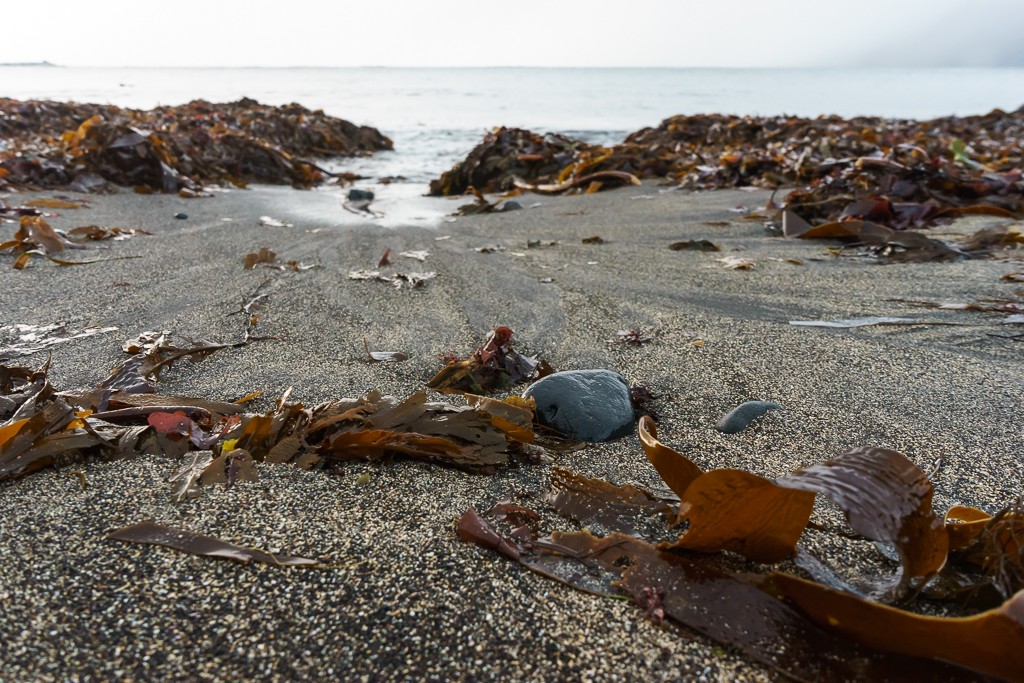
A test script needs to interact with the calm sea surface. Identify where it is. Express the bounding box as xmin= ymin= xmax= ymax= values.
xmin=3 ymin=66 xmax=1023 ymax=190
